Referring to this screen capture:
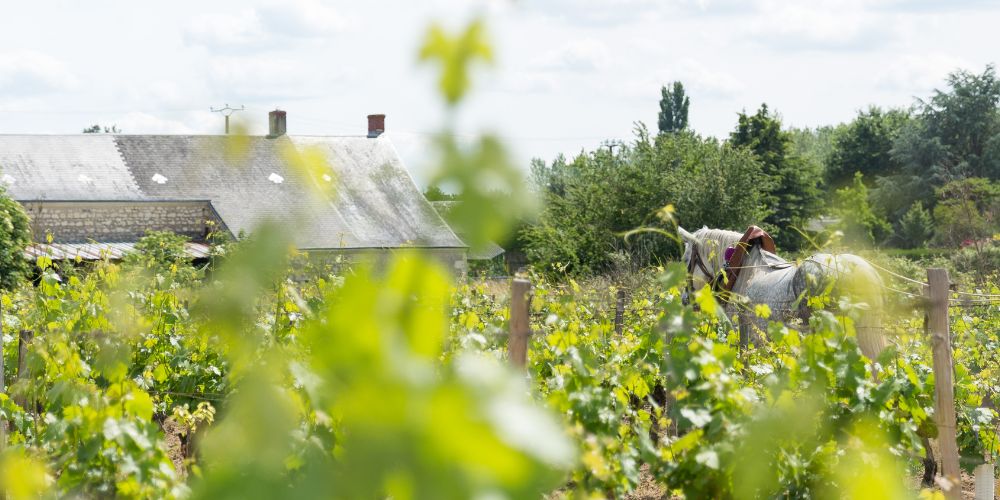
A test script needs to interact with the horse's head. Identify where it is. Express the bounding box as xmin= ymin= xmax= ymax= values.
xmin=679 ymin=225 xmax=745 ymax=305
xmin=679 ymin=226 xmax=717 ymax=304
